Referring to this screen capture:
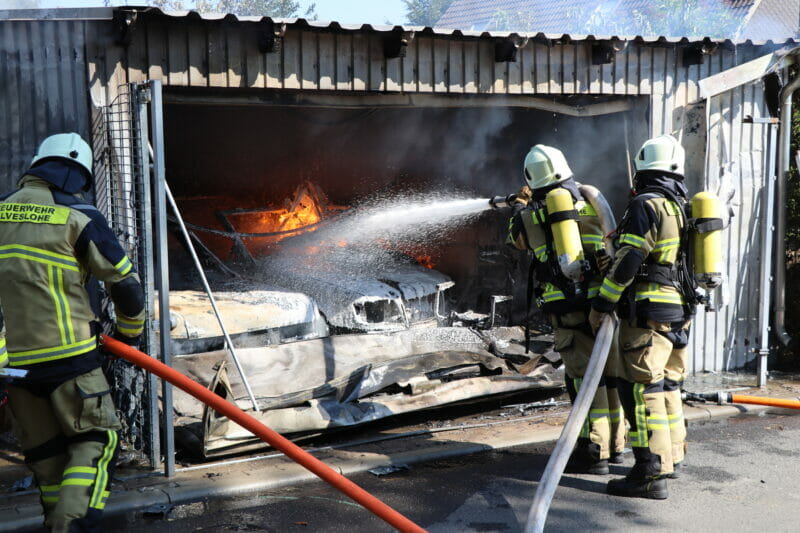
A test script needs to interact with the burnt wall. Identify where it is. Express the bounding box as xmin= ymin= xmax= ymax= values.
xmin=164 ymin=100 xmax=648 ymax=215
